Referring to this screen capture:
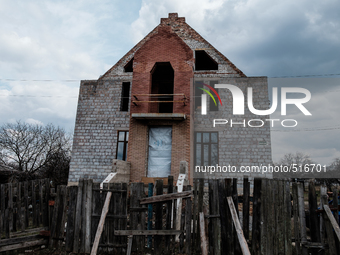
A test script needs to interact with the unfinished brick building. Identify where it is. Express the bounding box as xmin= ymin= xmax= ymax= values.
xmin=68 ymin=13 xmax=272 ymax=185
